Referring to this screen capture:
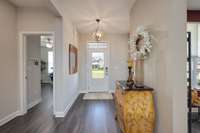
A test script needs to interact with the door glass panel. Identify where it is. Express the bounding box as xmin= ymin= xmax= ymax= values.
xmin=91 ymin=52 xmax=104 ymax=79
